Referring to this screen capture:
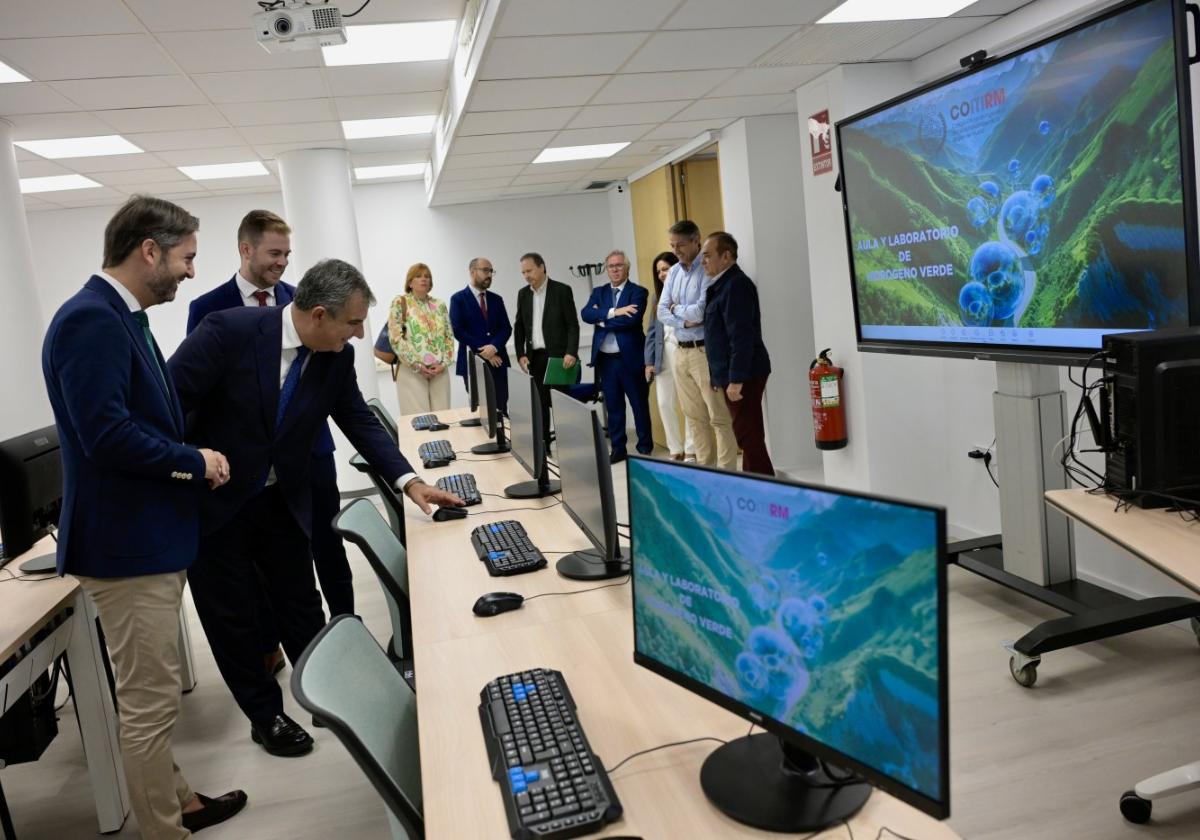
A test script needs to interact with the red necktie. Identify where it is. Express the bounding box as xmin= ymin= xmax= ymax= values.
xmin=252 ymin=291 xmax=270 ymax=306
xmin=479 ymin=291 xmax=488 ymax=319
